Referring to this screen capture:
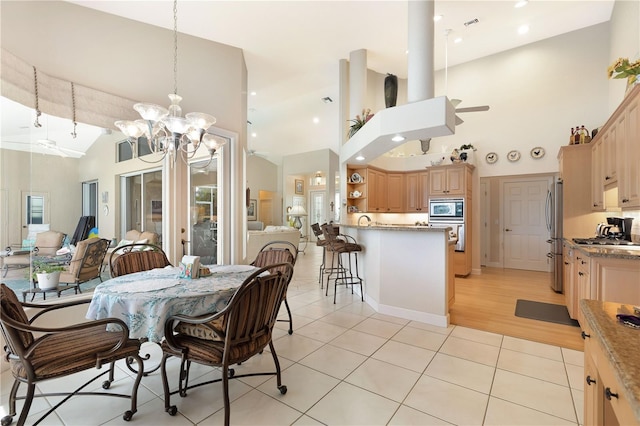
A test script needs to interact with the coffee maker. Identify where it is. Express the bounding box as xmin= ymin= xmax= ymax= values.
xmin=606 ymin=217 xmax=634 ymax=241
